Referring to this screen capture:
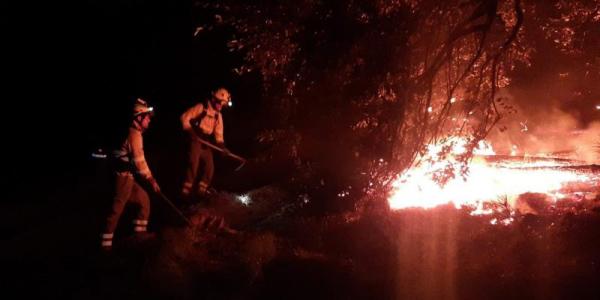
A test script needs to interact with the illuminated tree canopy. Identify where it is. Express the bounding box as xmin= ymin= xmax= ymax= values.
xmin=192 ymin=0 xmax=600 ymax=207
